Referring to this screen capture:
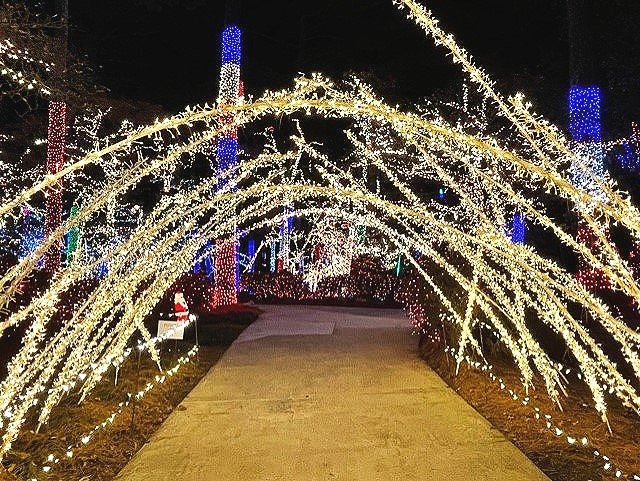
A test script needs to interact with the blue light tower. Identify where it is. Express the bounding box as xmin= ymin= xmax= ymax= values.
xmin=510 ymin=213 xmax=527 ymax=245
xmin=213 ymin=24 xmax=243 ymax=306
xmin=568 ymin=86 xmax=605 ymax=197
